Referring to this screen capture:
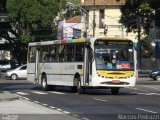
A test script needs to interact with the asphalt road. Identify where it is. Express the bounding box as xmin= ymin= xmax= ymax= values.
xmin=1 ymin=75 xmax=160 ymax=120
